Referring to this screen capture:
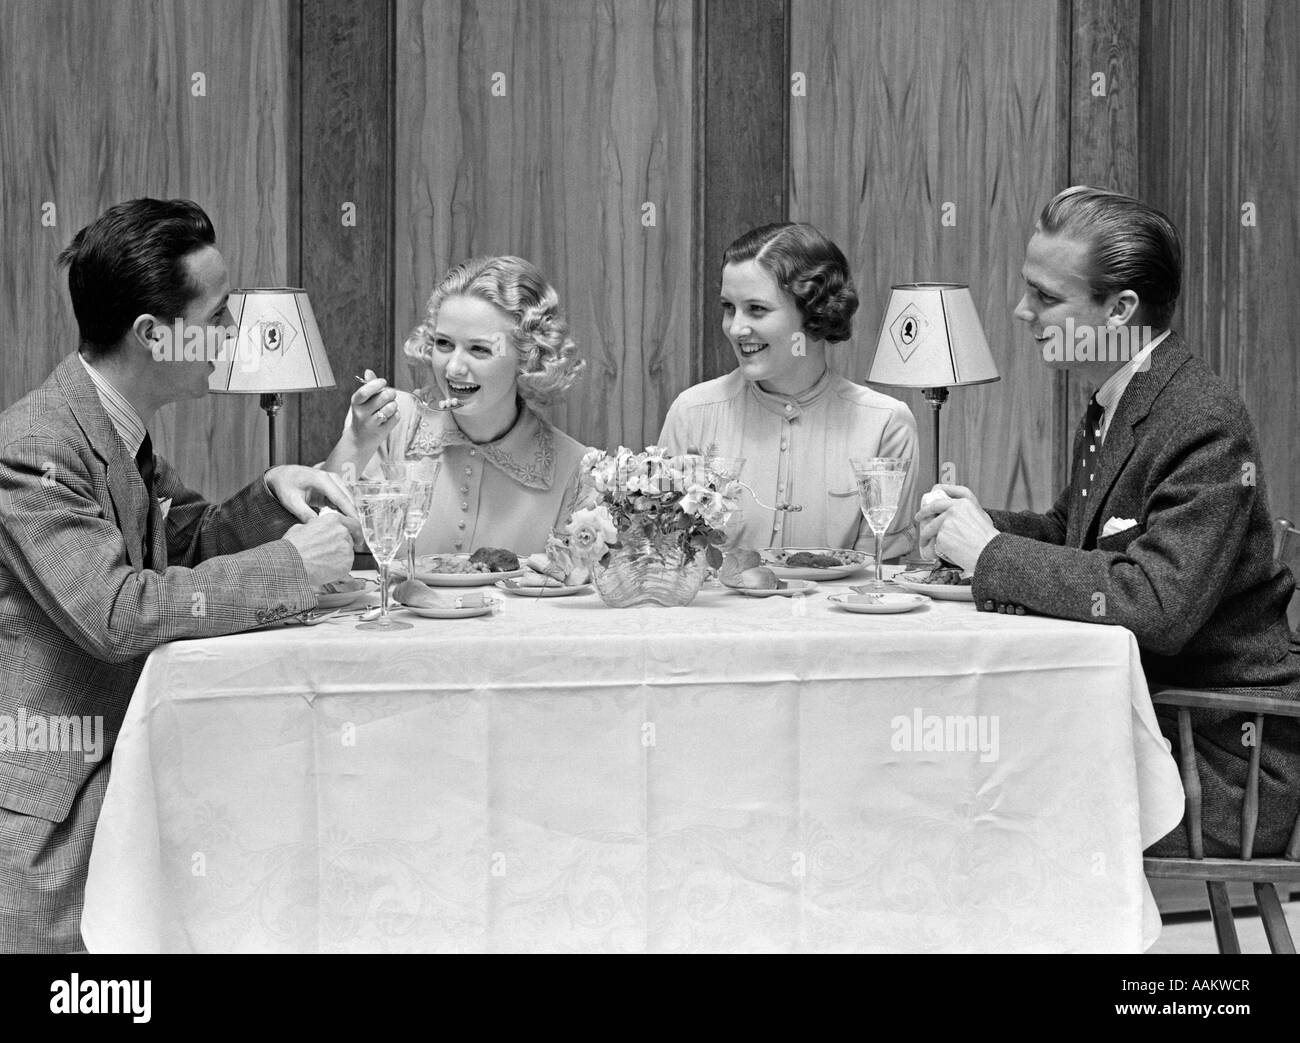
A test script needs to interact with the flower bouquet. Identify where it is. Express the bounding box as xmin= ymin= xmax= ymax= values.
xmin=563 ymin=446 xmax=740 ymax=607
